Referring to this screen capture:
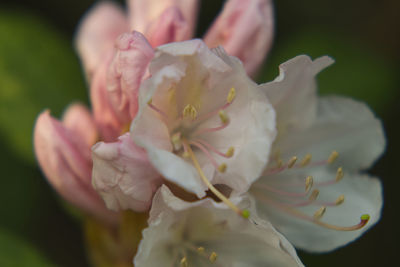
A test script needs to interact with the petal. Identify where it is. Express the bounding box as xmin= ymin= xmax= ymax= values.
xmin=145 ymin=7 xmax=190 ymax=47
xmin=34 ymin=111 xmax=117 ymax=223
xmin=62 ymin=103 xmax=98 ymax=149
xmin=128 ymin=0 xmax=199 ymax=37
xmin=92 ymin=133 xmax=163 ymax=212
xmin=204 ymin=0 xmax=274 ymax=76
xmin=259 ymin=55 xmax=334 ymax=135
xmin=75 ymin=1 xmax=128 ymax=80
xmin=253 ymin=171 xmax=383 ymax=252
xmin=275 ymin=96 xmax=386 ymax=171
xmin=107 ymin=31 xmax=154 ymax=120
